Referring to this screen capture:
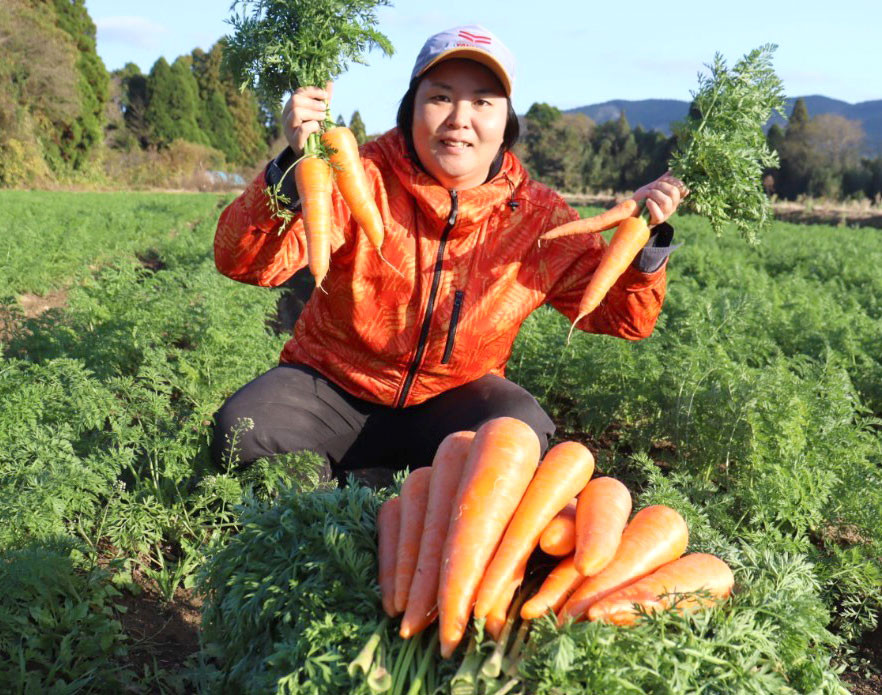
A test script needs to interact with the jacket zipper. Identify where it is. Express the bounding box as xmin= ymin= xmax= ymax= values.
xmin=396 ymin=190 xmax=459 ymax=407
xmin=441 ymin=290 xmax=464 ymax=365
